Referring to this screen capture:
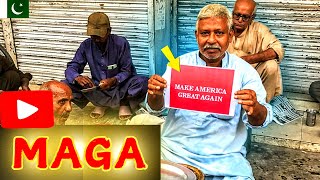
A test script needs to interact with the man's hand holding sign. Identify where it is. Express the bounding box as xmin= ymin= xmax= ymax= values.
xmin=147 ymin=74 xmax=167 ymax=111
xmin=235 ymin=89 xmax=267 ymax=126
